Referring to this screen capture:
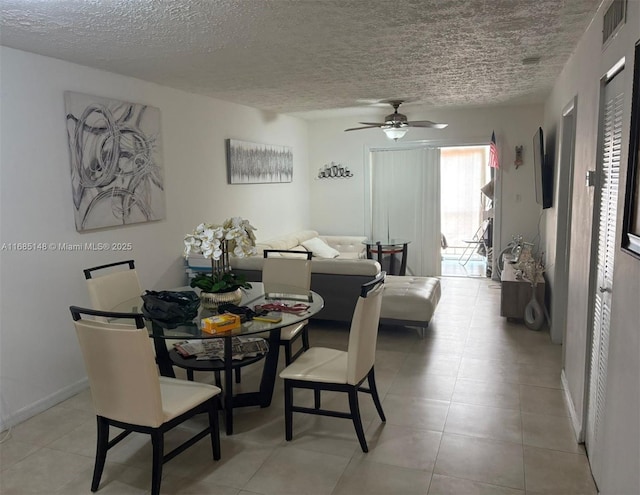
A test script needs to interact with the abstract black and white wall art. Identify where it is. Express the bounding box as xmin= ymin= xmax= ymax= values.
xmin=227 ymin=139 xmax=293 ymax=184
xmin=64 ymin=91 xmax=166 ymax=231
